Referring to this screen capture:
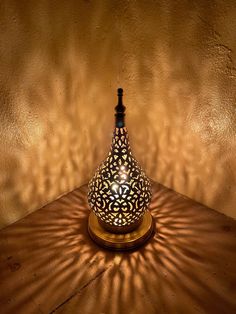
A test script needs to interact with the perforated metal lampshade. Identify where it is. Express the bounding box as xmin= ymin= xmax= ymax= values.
xmin=88 ymin=88 xmax=153 ymax=250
